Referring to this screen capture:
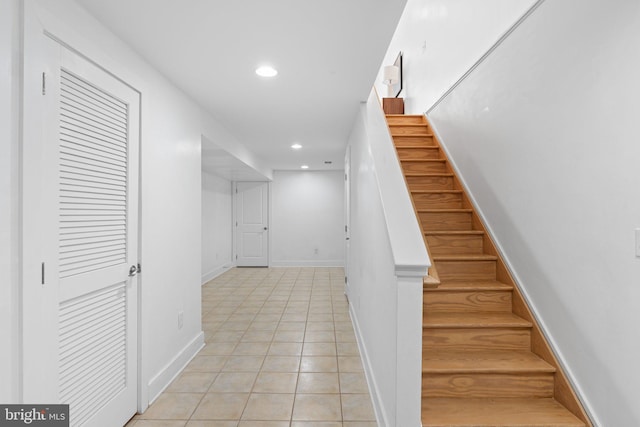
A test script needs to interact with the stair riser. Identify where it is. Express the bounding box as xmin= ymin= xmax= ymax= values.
xmin=402 ymin=160 xmax=447 ymax=174
xmin=435 ymin=260 xmax=496 ymax=281
xmin=423 ymin=373 xmax=554 ymax=398
xmin=425 ymin=291 xmax=512 ymax=312
xmin=419 ymin=211 xmax=472 ymax=230
xmin=407 ymin=177 xmax=454 ymax=191
xmin=391 ymin=126 xmax=432 ymax=136
xmin=386 ymin=115 xmax=425 ymax=125
xmin=394 ymin=135 xmax=435 ymax=146
xmin=423 ymin=328 xmax=531 ymax=351
xmin=413 ymin=193 xmax=462 ymax=209
xmin=427 ymin=234 xmax=484 ymax=256
xmin=396 ymin=147 xmax=441 ymax=160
